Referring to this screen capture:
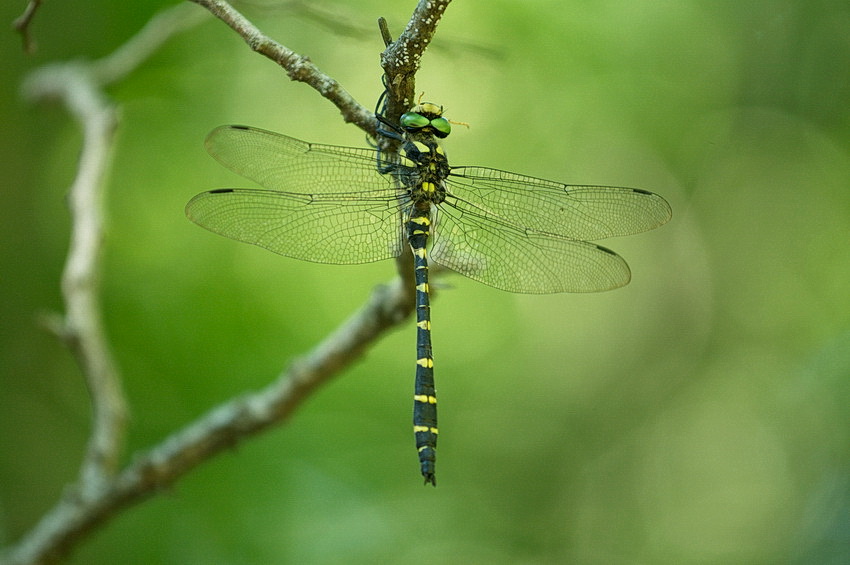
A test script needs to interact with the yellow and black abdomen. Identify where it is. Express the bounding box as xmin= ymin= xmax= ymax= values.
xmin=406 ymin=205 xmax=438 ymax=485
